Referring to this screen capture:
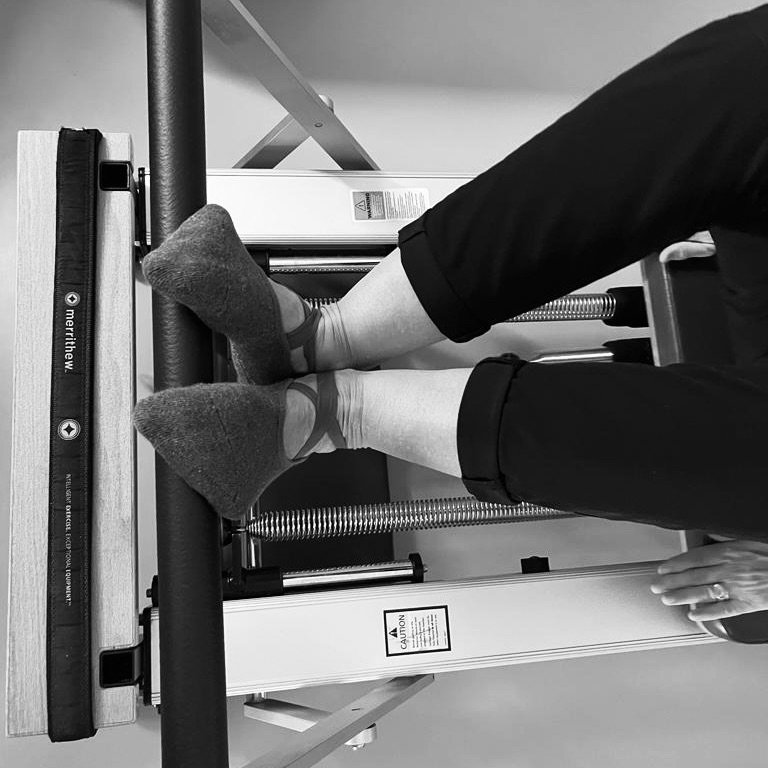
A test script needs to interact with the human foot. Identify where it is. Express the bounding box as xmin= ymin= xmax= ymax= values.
xmin=133 ymin=371 xmax=360 ymax=520
xmin=142 ymin=203 xmax=353 ymax=383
